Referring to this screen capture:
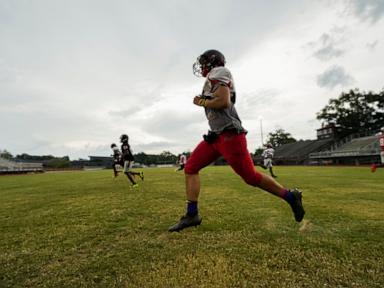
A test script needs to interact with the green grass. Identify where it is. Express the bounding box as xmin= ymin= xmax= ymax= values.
xmin=0 ymin=166 xmax=383 ymax=287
